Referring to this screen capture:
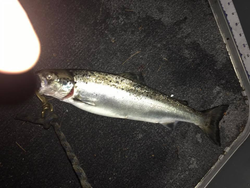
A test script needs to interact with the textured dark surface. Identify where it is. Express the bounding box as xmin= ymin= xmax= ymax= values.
xmin=0 ymin=0 xmax=248 ymax=188
xmin=208 ymin=1 xmax=250 ymax=188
